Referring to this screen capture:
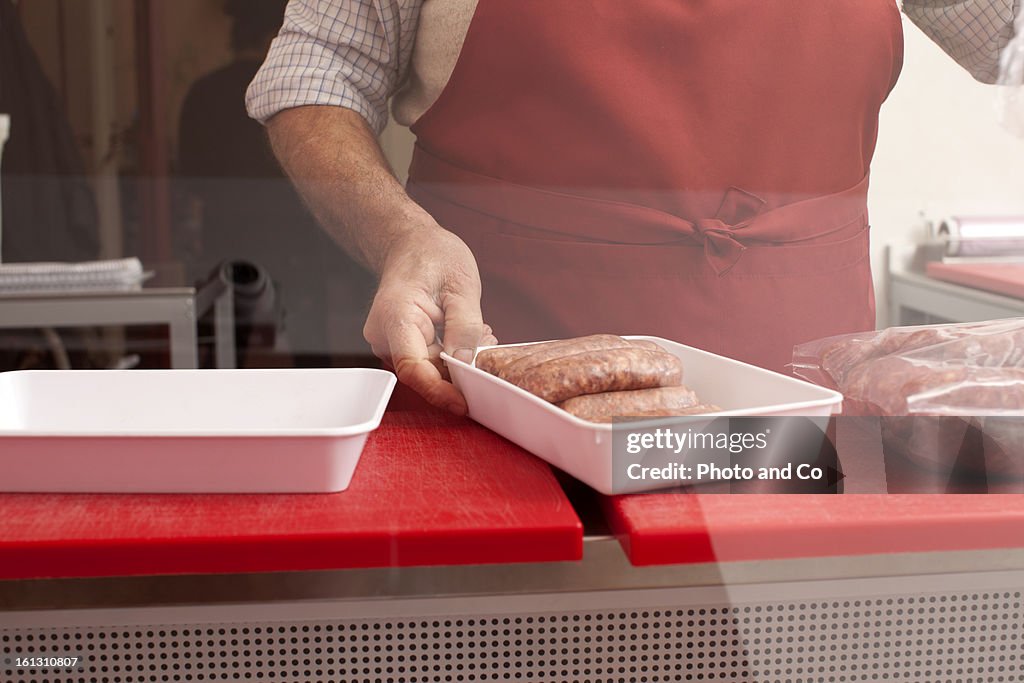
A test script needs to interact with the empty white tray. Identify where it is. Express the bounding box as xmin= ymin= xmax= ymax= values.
xmin=0 ymin=368 xmax=396 ymax=493
xmin=442 ymin=336 xmax=843 ymax=495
